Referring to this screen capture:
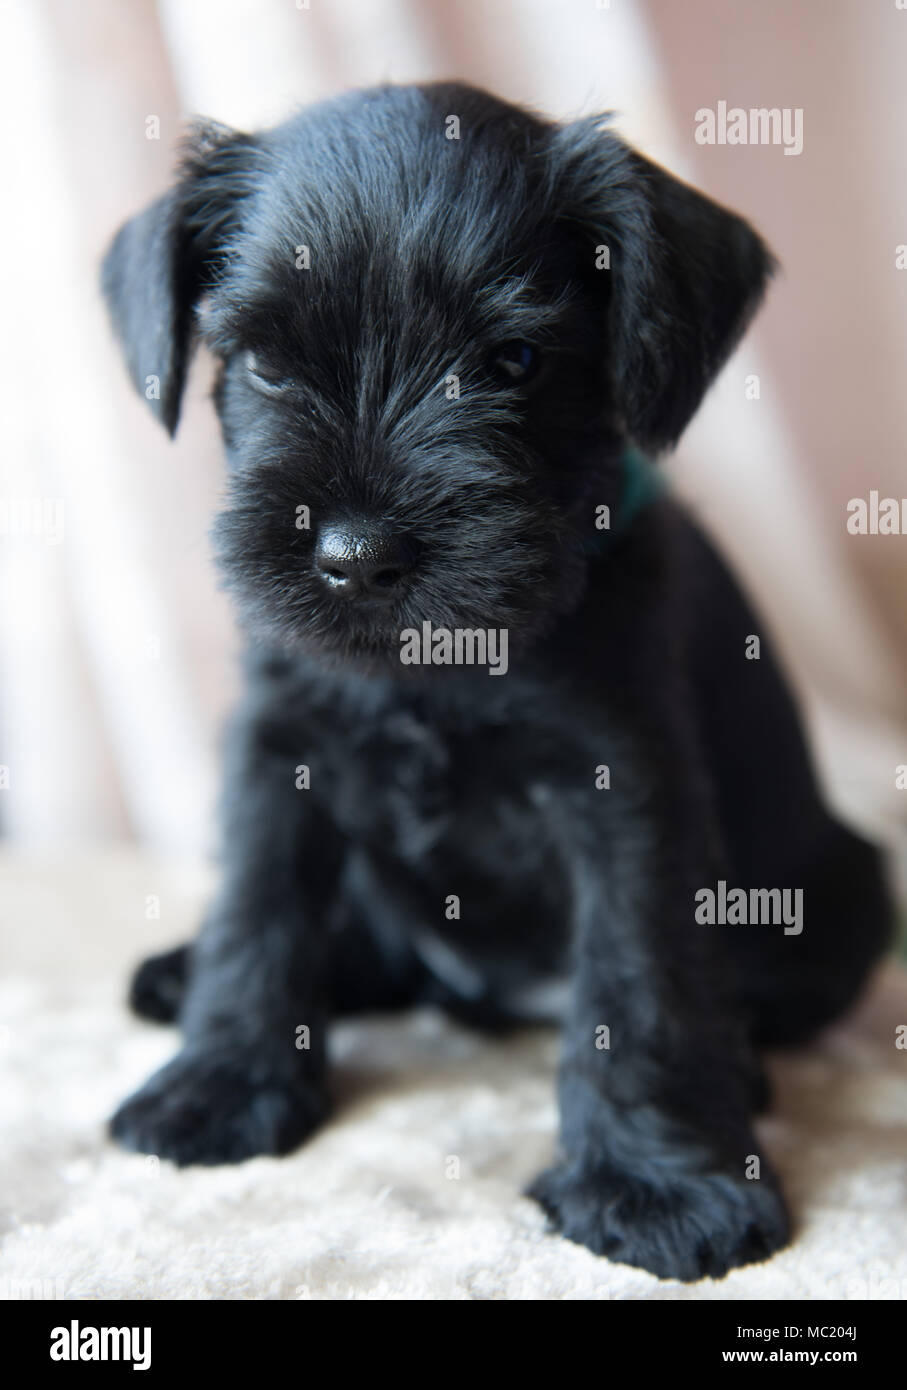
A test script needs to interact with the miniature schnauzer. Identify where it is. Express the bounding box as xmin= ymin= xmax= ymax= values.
xmin=102 ymin=83 xmax=892 ymax=1281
